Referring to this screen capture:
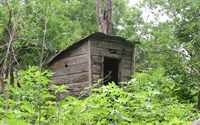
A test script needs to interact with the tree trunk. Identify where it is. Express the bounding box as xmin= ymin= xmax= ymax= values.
xmin=0 ymin=0 xmax=17 ymax=86
xmin=96 ymin=0 xmax=112 ymax=35
xmin=0 ymin=78 xmax=4 ymax=93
